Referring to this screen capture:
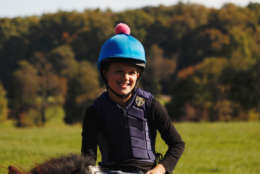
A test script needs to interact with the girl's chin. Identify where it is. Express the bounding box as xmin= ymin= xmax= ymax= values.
xmin=117 ymin=90 xmax=131 ymax=95
xmin=114 ymin=88 xmax=133 ymax=95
